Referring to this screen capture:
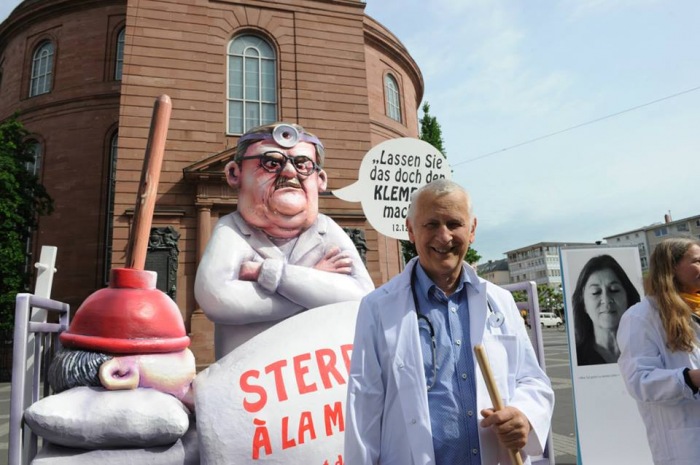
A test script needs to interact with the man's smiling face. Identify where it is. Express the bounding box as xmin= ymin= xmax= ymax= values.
xmin=407 ymin=189 xmax=476 ymax=289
